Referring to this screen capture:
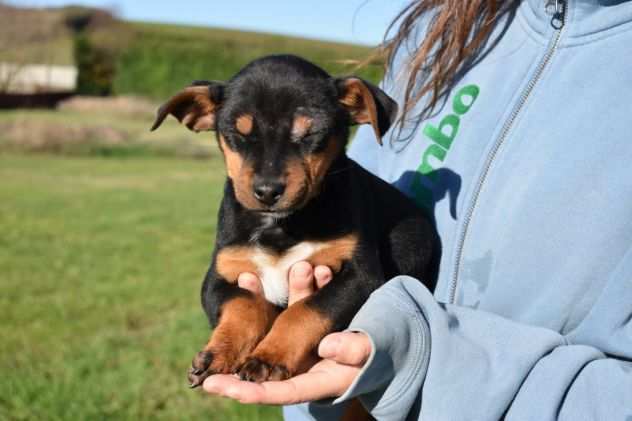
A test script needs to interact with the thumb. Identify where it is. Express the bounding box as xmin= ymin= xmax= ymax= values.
xmin=318 ymin=331 xmax=372 ymax=366
xmin=288 ymin=261 xmax=315 ymax=306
